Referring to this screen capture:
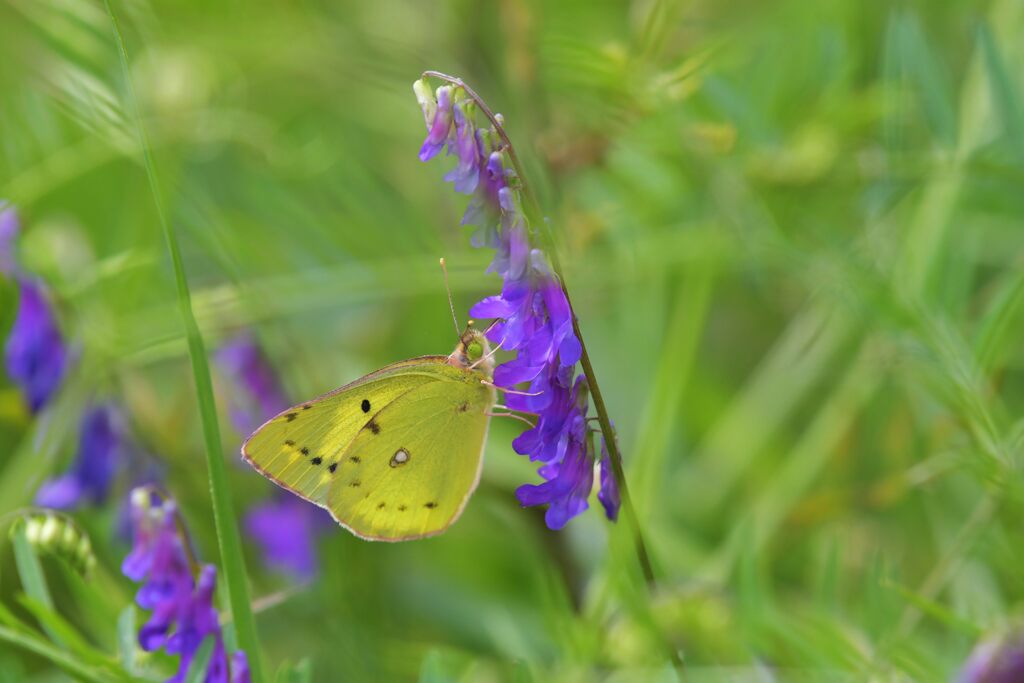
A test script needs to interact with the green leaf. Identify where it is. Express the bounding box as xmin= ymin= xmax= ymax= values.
xmin=511 ymin=660 xmax=534 ymax=683
xmin=882 ymin=578 xmax=983 ymax=636
xmin=11 ymin=526 xmax=61 ymax=646
xmin=977 ymin=22 xmax=1024 ymax=159
xmin=183 ymin=636 xmax=216 ymax=683
xmin=973 ymin=269 xmax=1024 ymax=373
xmin=117 ymin=606 xmax=137 ymax=675
xmin=0 ymin=273 xmax=16 ymax=342
xmin=17 ymin=595 xmax=113 ymax=669
xmin=274 ymin=659 xmax=313 ymax=683
xmin=899 ymin=12 xmax=957 ymax=148
xmin=418 ymin=650 xmax=450 ymax=683
xmin=0 ymin=623 xmax=131 ymax=683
